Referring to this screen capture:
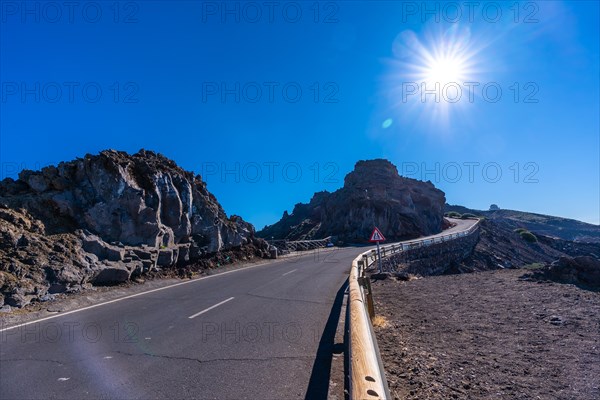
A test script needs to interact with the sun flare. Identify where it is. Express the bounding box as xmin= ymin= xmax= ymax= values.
xmin=423 ymin=55 xmax=468 ymax=86
xmin=386 ymin=25 xmax=485 ymax=126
